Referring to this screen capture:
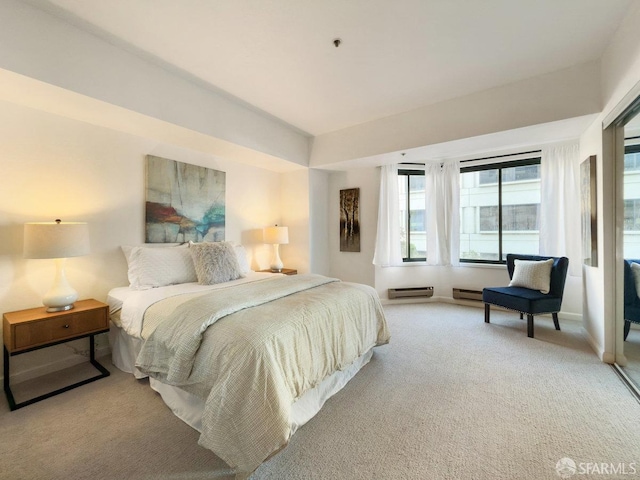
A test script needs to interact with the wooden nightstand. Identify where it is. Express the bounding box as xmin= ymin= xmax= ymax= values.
xmin=3 ymin=299 xmax=110 ymax=411
xmin=259 ymin=268 xmax=297 ymax=275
